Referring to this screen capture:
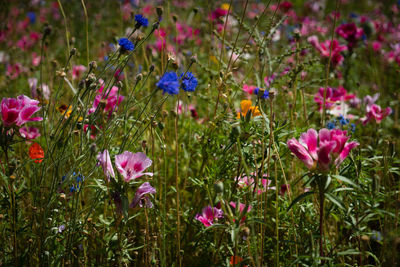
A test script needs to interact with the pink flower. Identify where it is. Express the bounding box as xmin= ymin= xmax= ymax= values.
xmin=287 ymin=128 xmax=359 ymax=171
xmin=242 ymin=84 xmax=256 ymax=94
xmin=88 ymin=81 xmax=124 ymax=116
xmin=308 ymin=36 xmax=347 ymax=66
xmin=314 ymin=86 xmax=355 ymax=110
xmin=97 ymin=149 xmax=115 ymax=180
xmin=236 ymin=173 xmax=276 ymax=195
xmin=336 ymin=23 xmax=364 ymax=49
xmin=6 ymin=63 xmax=25 ymax=80
xmin=361 ymin=104 xmax=392 ymax=125
xmin=195 ymin=205 xmax=223 ymax=227
xmin=130 ymin=182 xmax=156 ymax=208
xmin=230 ymin=201 xmax=252 ymax=223
xmin=280 ymin=184 xmax=290 ymax=196
xmin=115 ymin=151 xmax=153 ymax=182
xmin=72 ymin=65 xmax=87 ymax=80
xmin=19 ymin=126 xmax=40 ymax=139
xmin=1 ymin=95 xmax=42 ymax=127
